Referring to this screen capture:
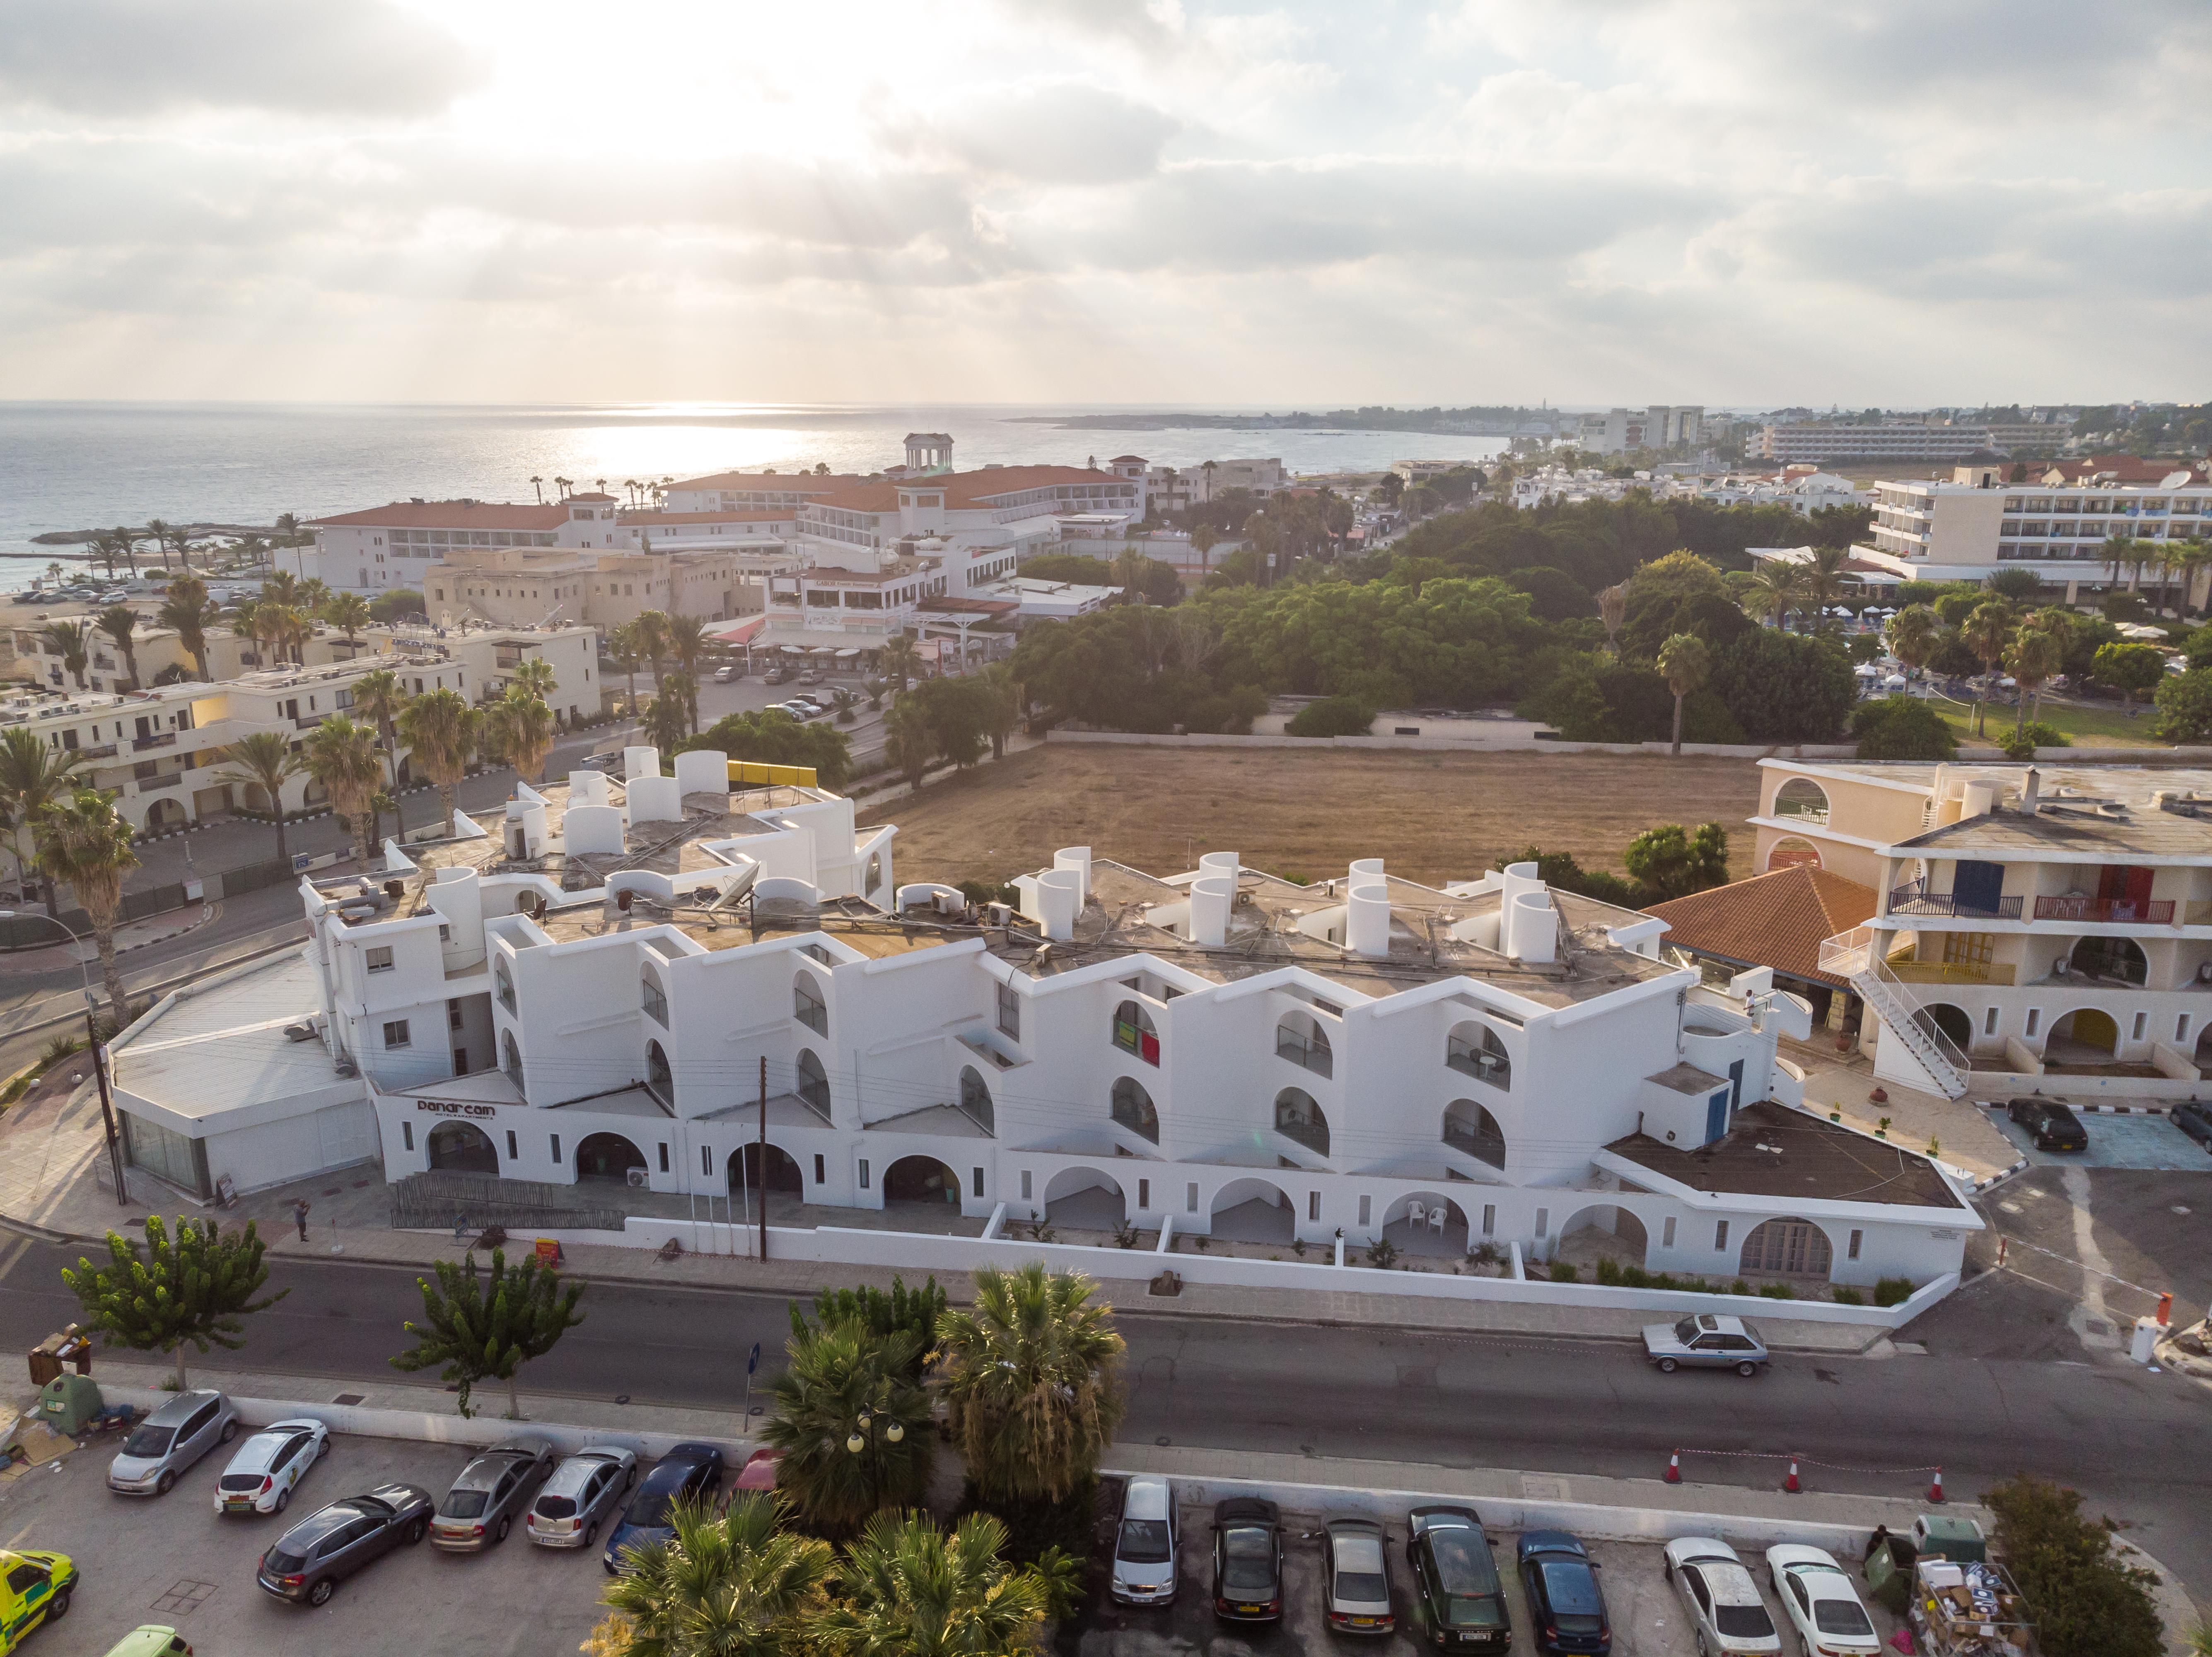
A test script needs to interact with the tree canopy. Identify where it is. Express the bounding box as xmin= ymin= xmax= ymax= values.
xmin=64 ymin=1215 xmax=286 ymax=1390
